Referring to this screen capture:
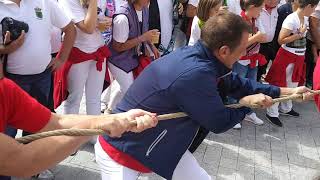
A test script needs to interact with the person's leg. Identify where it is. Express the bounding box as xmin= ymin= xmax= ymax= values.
xmin=101 ymin=69 xmax=114 ymax=112
xmin=188 ymin=127 xmax=210 ymax=153
xmin=5 ymin=73 xmax=32 ymax=138
xmin=0 ymin=175 xmax=11 ymax=180
xmin=279 ymin=63 xmax=299 ymax=113
xmin=267 ymin=102 xmax=280 ymax=117
xmin=244 ymin=67 xmax=264 ymax=125
xmin=94 ymin=140 xmax=140 ymax=180
xmin=21 ymin=70 xmax=52 ymax=136
xmin=85 ymin=60 xmax=106 ymax=144
xmin=232 ymin=62 xmax=249 ymax=78
xmin=32 ymin=69 xmax=52 ymax=107
xmin=305 ymin=39 xmax=315 ymax=88
xmin=63 ymin=61 xmax=90 ymax=114
xmin=85 ymin=60 xmax=107 ymax=115
xmin=107 ymin=62 xmax=134 ymax=110
xmin=232 ymin=63 xmax=252 ymax=128
xmin=258 ymin=43 xmax=273 ymax=81
xmin=172 ymin=150 xmax=211 ymax=180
